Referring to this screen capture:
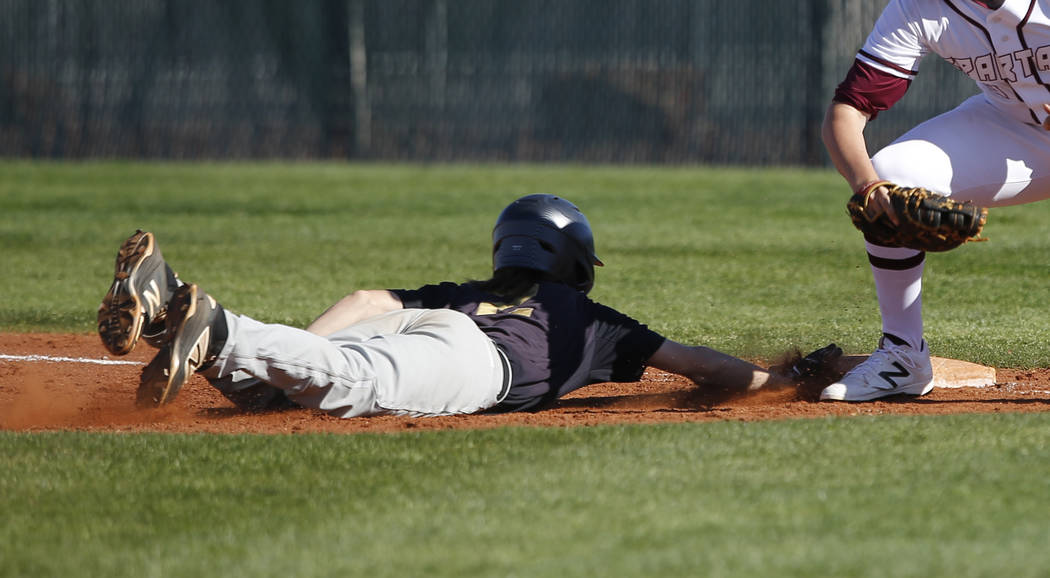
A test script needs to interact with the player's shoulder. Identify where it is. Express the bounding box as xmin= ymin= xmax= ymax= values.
xmin=890 ymin=0 xmax=972 ymax=18
xmin=867 ymin=0 xmax=953 ymax=51
xmin=888 ymin=0 xmax=942 ymax=10
xmin=534 ymin=280 xmax=583 ymax=300
xmin=533 ymin=281 xmax=600 ymax=312
xmin=406 ymin=280 xmax=473 ymax=300
xmin=873 ymin=0 xmax=955 ymax=22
